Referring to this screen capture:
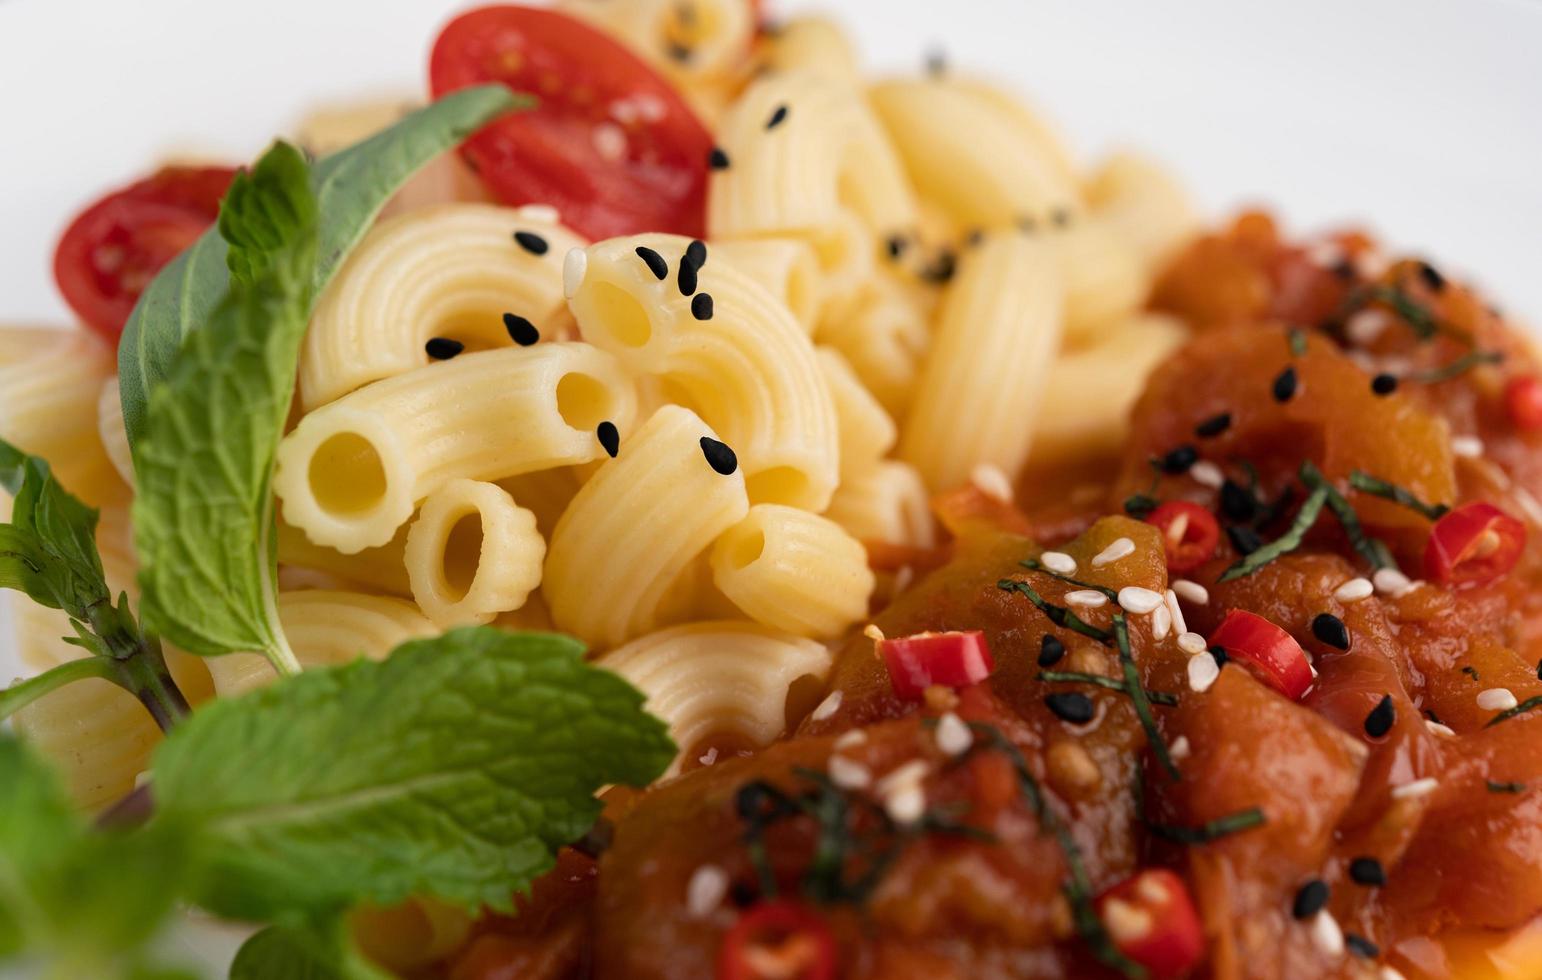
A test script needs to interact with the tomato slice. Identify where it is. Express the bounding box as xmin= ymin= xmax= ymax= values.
xmin=876 ymin=630 xmax=995 ymax=701
xmin=53 ymin=166 xmax=237 ymax=340
xmin=1424 ymin=502 xmax=1526 ymax=587
xmin=1144 ymin=501 xmax=1220 ymax=573
xmin=429 ymin=5 xmax=713 ymax=240
xmin=1206 ymin=609 xmax=1312 ymax=700
xmin=1095 ymin=869 xmax=1205 ymax=980
xmin=1504 ymin=376 xmax=1542 ymax=431
xmin=718 ymin=900 xmax=837 ymax=980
